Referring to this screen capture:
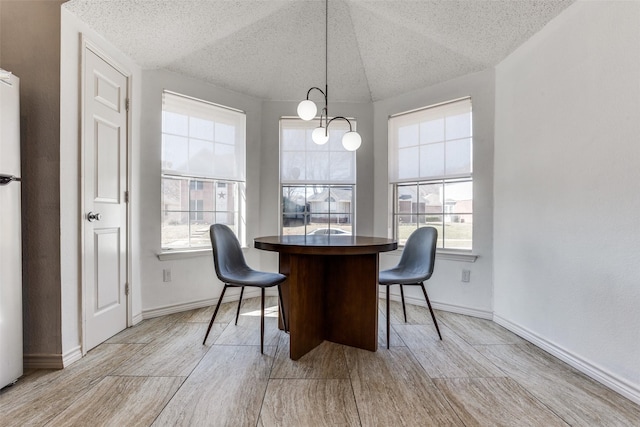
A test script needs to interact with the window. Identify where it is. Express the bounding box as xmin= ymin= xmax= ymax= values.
xmin=389 ymin=98 xmax=473 ymax=250
xmin=280 ymin=118 xmax=356 ymax=235
xmin=161 ymin=91 xmax=246 ymax=249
